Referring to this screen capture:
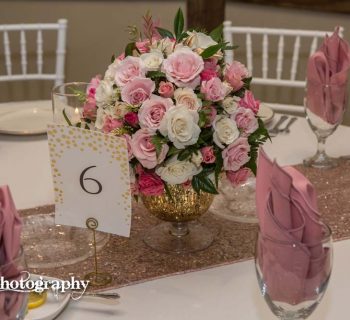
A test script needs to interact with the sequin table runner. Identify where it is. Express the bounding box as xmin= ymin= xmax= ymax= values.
xmin=19 ymin=160 xmax=350 ymax=291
